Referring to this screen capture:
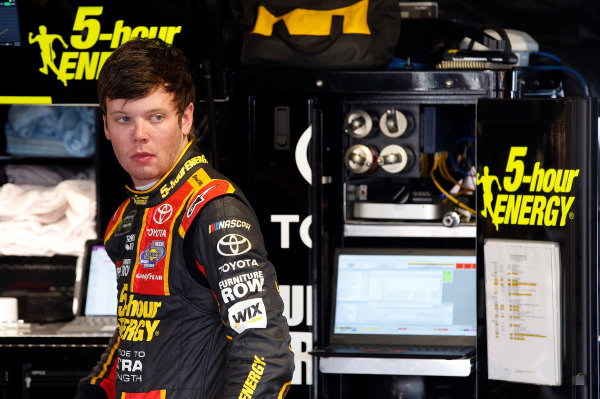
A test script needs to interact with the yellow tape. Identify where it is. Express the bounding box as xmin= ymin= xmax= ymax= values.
xmin=0 ymin=96 xmax=53 ymax=104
